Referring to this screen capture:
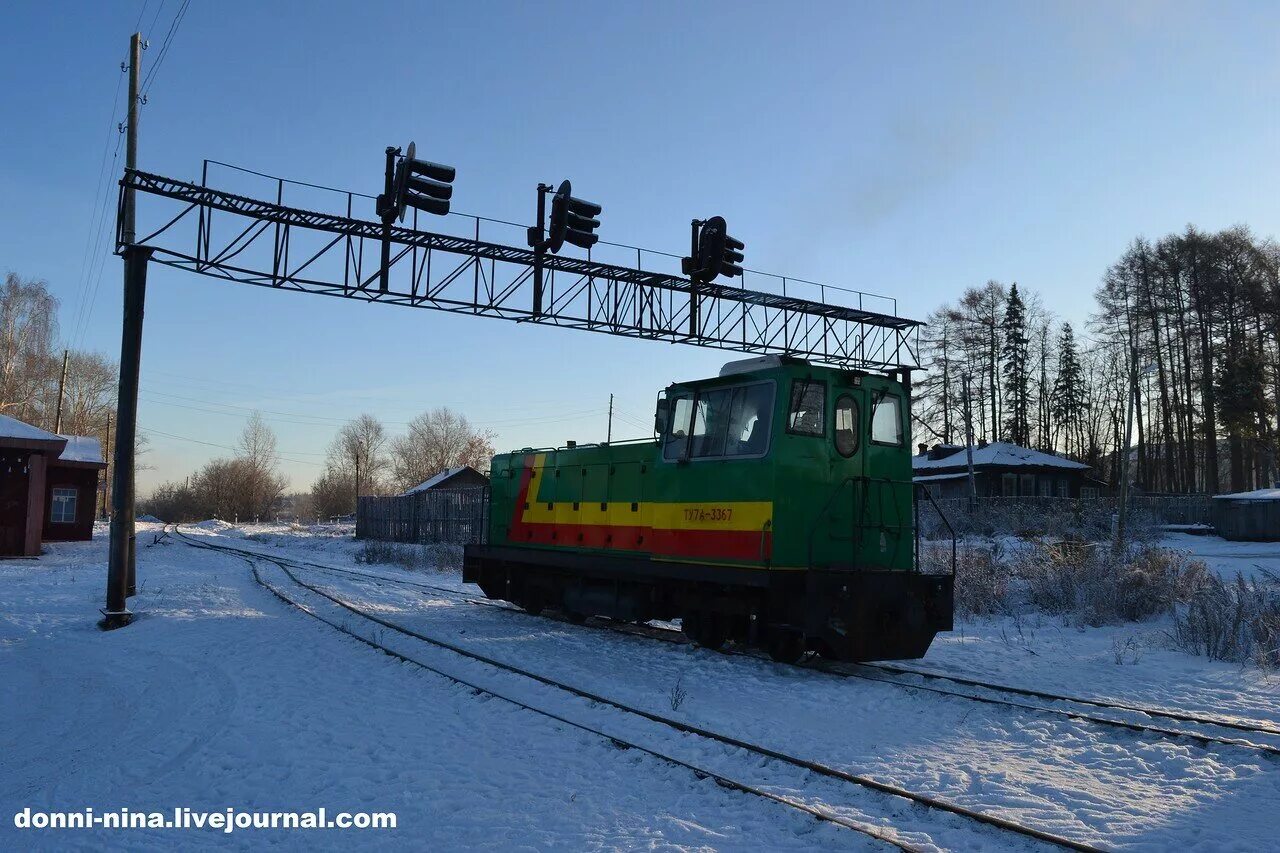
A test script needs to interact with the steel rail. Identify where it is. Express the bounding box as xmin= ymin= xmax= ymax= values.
xmin=227 ymin=549 xmax=915 ymax=850
xmin=180 ymin=531 xmax=1098 ymax=852
xmin=193 ymin=536 xmax=1280 ymax=755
